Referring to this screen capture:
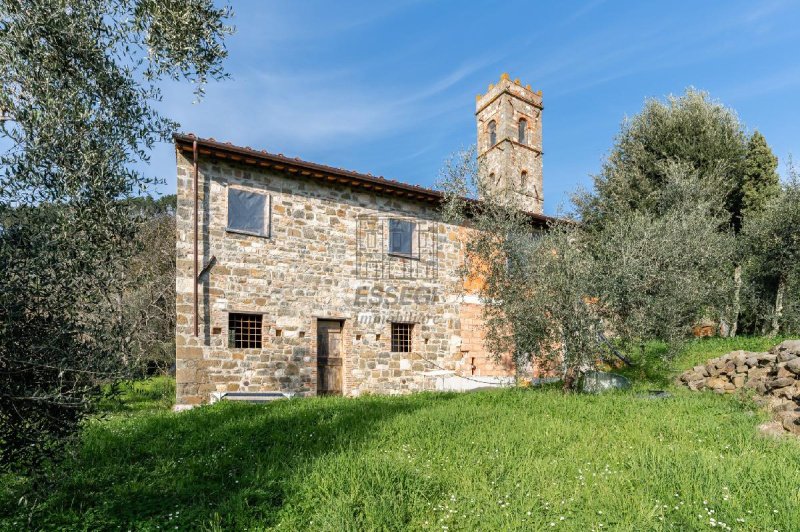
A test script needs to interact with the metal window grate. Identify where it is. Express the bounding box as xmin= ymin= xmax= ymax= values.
xmin=228 ymin=313 xmax=262 ymax=348
xmin=391 ymin=322 xmax=413 ymax=353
